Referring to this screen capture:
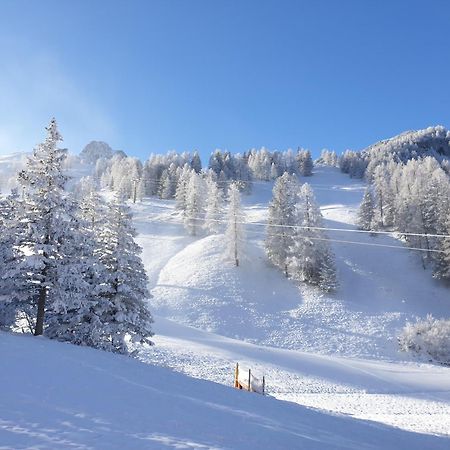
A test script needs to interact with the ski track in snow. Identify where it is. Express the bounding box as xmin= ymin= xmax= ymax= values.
xmin=132 ymin=166 xmax=450 ymax=438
